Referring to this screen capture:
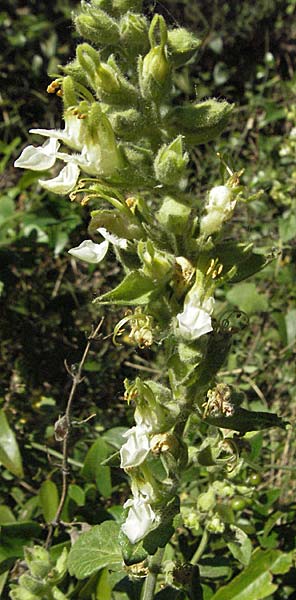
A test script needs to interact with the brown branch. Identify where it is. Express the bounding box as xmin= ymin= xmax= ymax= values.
xmin=45 ymin=318 xmax=104 ymax=548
